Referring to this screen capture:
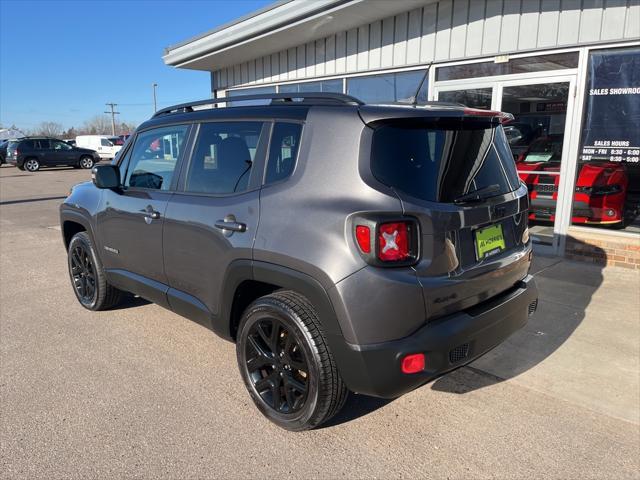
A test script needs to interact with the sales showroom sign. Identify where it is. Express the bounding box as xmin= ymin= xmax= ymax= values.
xmin=580 ymin=47 xmax=640 ymax=164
